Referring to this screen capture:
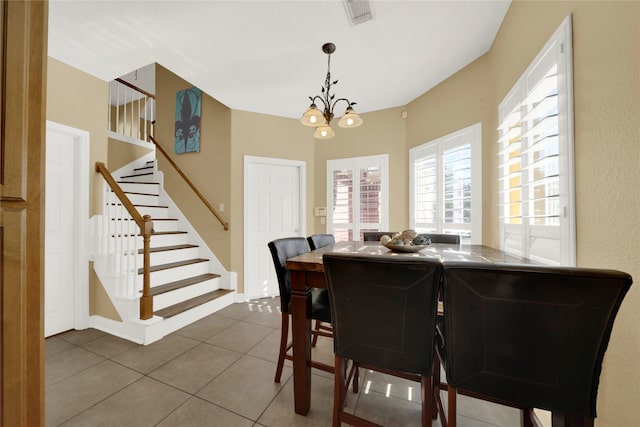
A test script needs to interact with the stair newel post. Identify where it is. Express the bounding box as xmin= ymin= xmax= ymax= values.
xmin=140 ymin=214 xmax=154 ymax=320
